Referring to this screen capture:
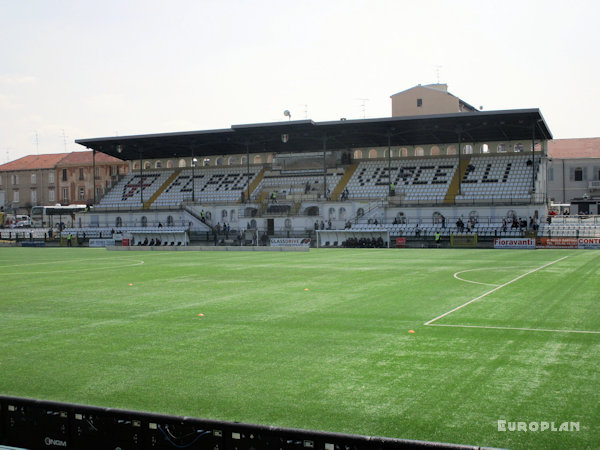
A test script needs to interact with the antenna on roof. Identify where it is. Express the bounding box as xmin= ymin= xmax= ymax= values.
xmin=434 ymin=65 xmax=442 ymax=84
xmin=283 ymin=110 xmax=291 ymax=121
xmin=61 ymin=129 xmax=68 ymax=152
xmin=357 ymin=98 xmax=369 ymax=118
xmin=303 ymin=104 xmax=308 ymax=119
xmin=34 ymin=132 xmax=39 ymax=155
